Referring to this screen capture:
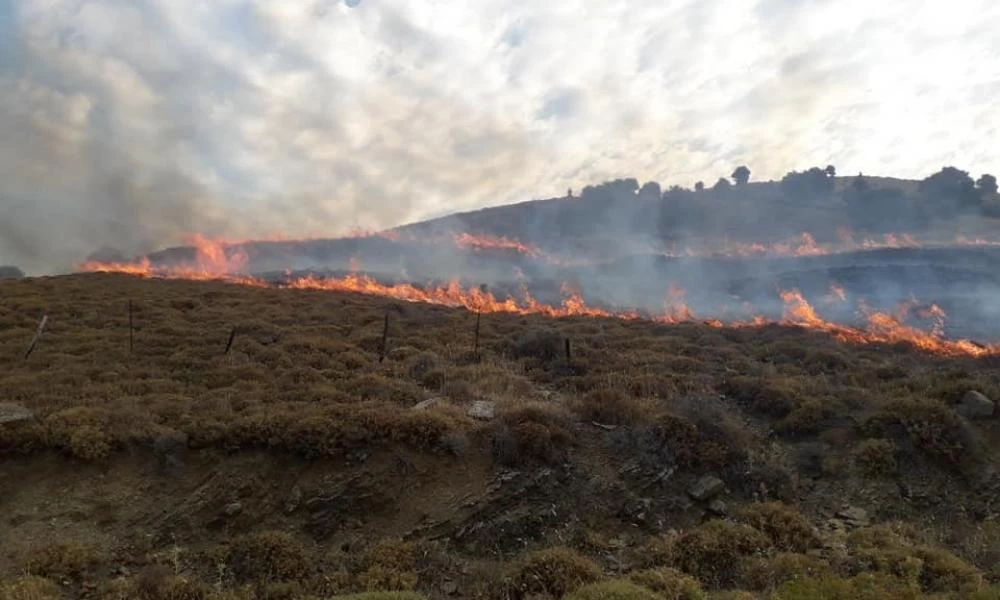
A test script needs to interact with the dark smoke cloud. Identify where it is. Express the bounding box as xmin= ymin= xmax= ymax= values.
xmin=1 ymin=0 xmax=998 ymax=273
